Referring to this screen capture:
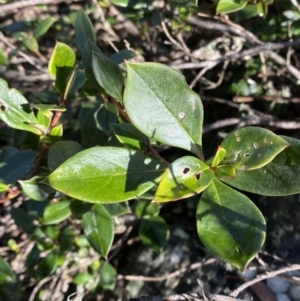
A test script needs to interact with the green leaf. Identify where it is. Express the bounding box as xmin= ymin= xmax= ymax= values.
xmin=74 ymin=272 xmax=93 ymax=285
xmin=103 ymin=202 xmax=131 ymax=217
xmin=0 ymin=48 xmax=8 ymax=66
xmin=43 ymin=225 xmax=60 ymax=240
xmin=41 ymin=200 xmax=71 ymax=225
xmin=10 ymin=207 xmax=35 ymax=233
xmin=215 ymin=165 xmax=236 ymax=179
xmin=99 ymin=262 xmax=117 ymax=290
xmin=37 ymin=253 xmax=58 ymax=278
xmin=69 ymin=200 xmax=94 ymax=217
xmin=112 ymin=123 xmax=147 ymax=150
xmin=44 ymin=147 xmax=167 ymax=203
xmin=82 ymin=204 xmax=114 ymax=258
xmin=47 ymin=141 xmax=82 ymax=171
xmin=0 ymin=257 xmax=16 ymax=284
xmin=22 ymin=34 xmax=39 ymax=52
xmin=0 ymin=147 xmax=37 ymax=184
xmin=34 ymin=17 xmax=56 ymax=39
xmin=0 ymin=78 xmax=42 ymax=135
xmin=79 ymin=101 xmax=118 ymax=147
xmin=20 ymin=176 xmax=53 ymax=201
xmin=0 ymin=183 xmax=9 ymax=192
xmin=92 ymin=51 xmax=124 ymax=102
xmin=110 ymin=49 xmax=137 ymax=65
xmin=197 ymin=178 xmax=266 ymax=270
xmin=48 ymin=42 xmax=76 ymax=96
xmin=216 ymin=0 xmax=248 ymax=14
xmin=75 ymin=10 xmax=96 ymax=52
xmin=81 ymin=40 xmax=103 ymax=88
xmin=124 ymin=62 xmax=203 ymax=157
xmin=154 ymin=156 xmax=214 ymax=202
xmin=135 ymin=200 xmax=159 ymax=218
xmin=221 ymin=127 xmax=290 ymax=171
xmin=211 ymin=146 xmax=226 ymax=168
xmin=169 ymin=0 xmax=197 ymax=8
xmin=222 ymin=136 xmax=300 ymax=196
xmin=139 ymin=216 xmax=169 ymax=253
